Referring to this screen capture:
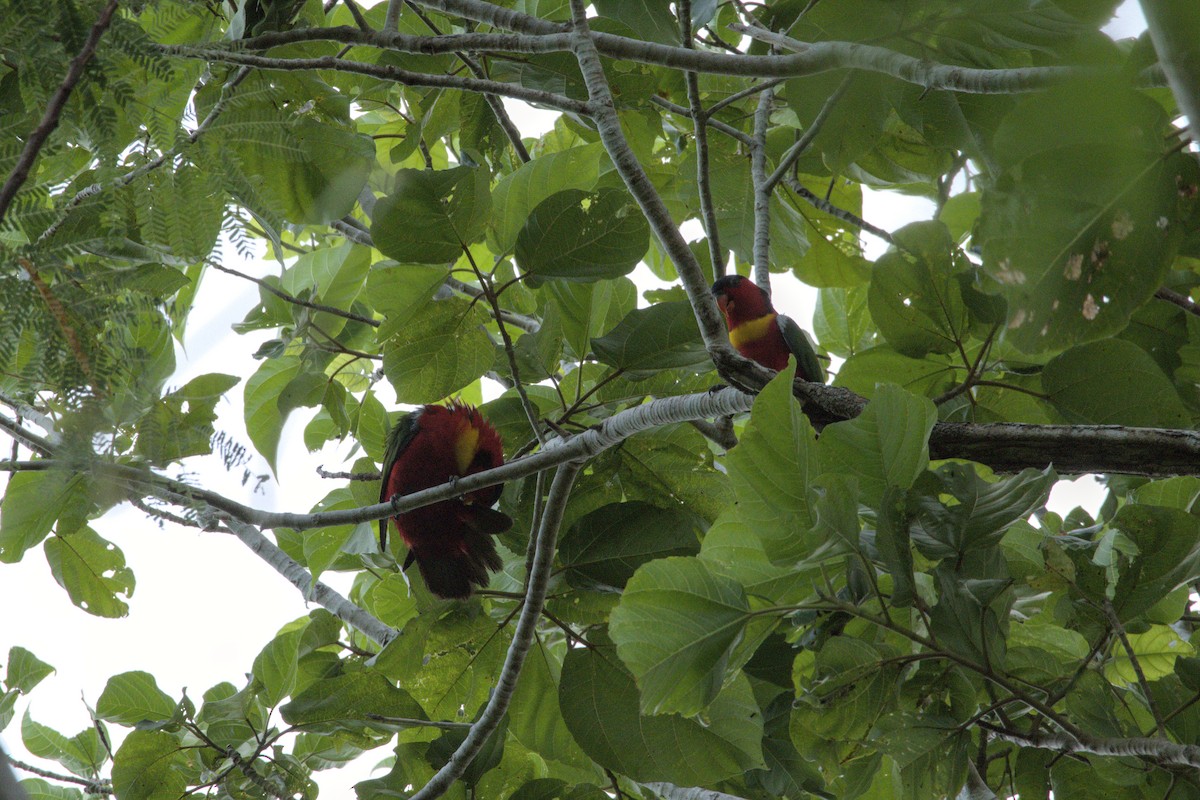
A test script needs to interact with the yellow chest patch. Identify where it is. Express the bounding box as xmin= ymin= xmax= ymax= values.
xmin=454 ymin=425 xmax=480 ymax=475
xmin=729 ymin=313 xmax=777 ymax=348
